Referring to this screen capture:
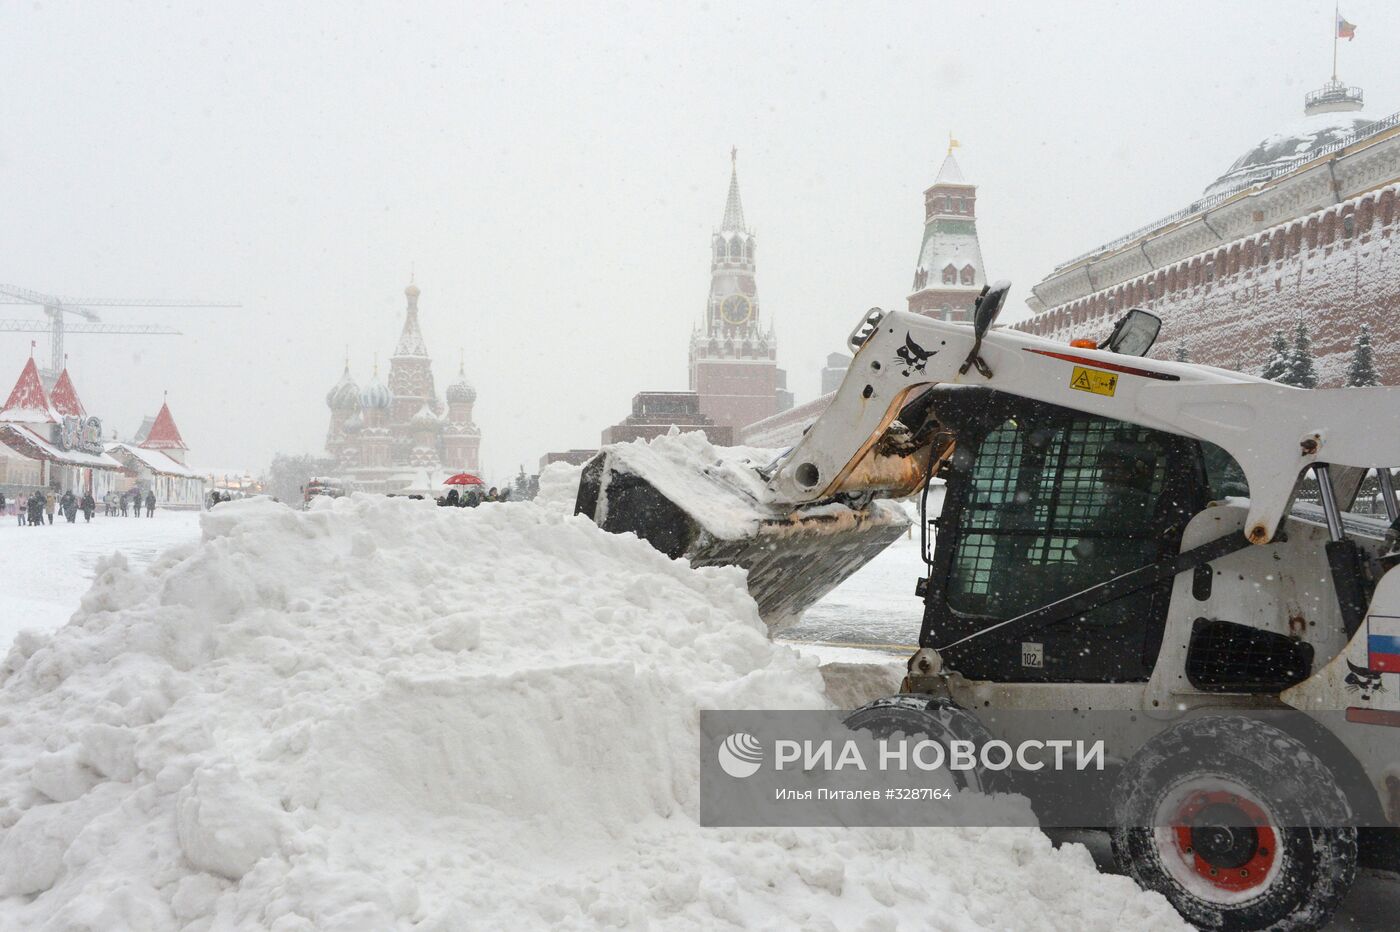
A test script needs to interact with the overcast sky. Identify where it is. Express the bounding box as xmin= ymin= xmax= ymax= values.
xmin=4 ymin=0 xmax=1399 ymax=478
